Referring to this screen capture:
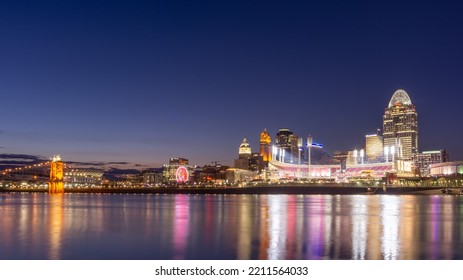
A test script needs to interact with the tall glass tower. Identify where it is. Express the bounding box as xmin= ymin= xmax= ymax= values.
xmin=383 ymin=89 xmax=418 ymax=161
